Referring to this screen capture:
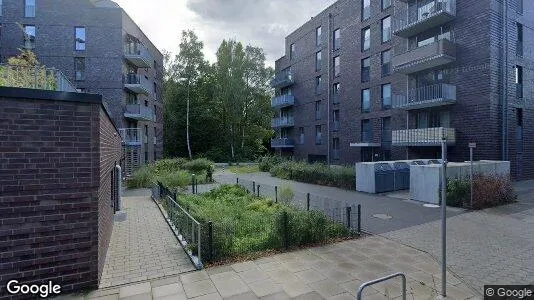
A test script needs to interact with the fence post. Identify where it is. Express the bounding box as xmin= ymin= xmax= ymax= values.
xmin=194 ymin=178 xmax=198 ymax=194
xmin=236 ymin=178 xmax=239 ymax=185
xmin=208 ymin=221 xmax=213 ymax=261
xmin=257 ymin=185 xmax=260 ymax=197
xmin=346 ymin=206 xmax=352 ymax=229
xmin=306 ymin=193 xmax=310 ymax=211
xmin=253 ymin=181 xmax=256 ymax=194
xmin=282 ymin=211 xmax=289 ymax=250
xmin=275 ymin=186 xmax=278 ymax=203
xmin=191 ymin=175 xmax=195 ymax=194
xmin=357 ymin=204 xmax=362 ymax=235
